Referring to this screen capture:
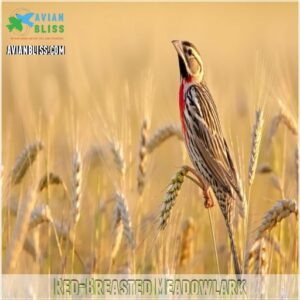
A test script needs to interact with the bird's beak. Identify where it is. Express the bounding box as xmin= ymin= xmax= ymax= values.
xmin=172 ymin=40 xmax=185 ymax=59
